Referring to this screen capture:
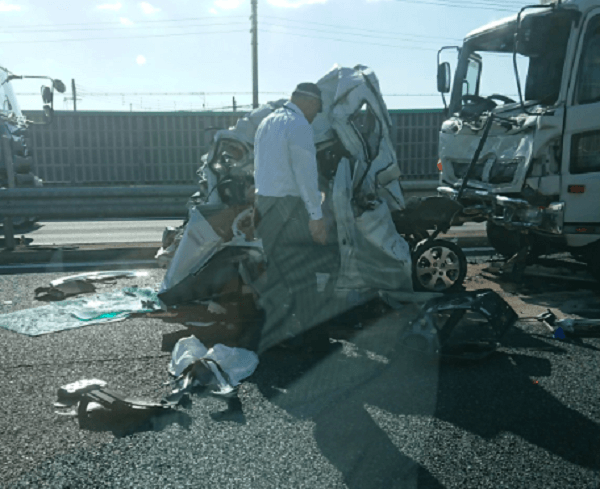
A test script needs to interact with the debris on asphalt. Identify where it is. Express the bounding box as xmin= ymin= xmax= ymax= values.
xmin=400 ymin=289 xmax=518 ymax=361
xmin=155 ymin=225 xmax=186 ymax=268
xmin=184 ymin=321 xmax=216 ymax=328
xmin=0 ymin=287 xmax=160 ymax=336
xmin=56 ymin=379 xmax=108 ymax=406
xmin=35 ymin=271 xmax=149 ymax=301
xmin=204 ymin=301 xmax=227 ymax=315
xmin=556 ymin=318 xmax=600 ymax=337
xmin=169 ymin=336 xmax=259 ymax=397
xmin=76 ymin=388 xmax=183 ymax=436
xmin=535 ymin=308 xmax=600 ymax=338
